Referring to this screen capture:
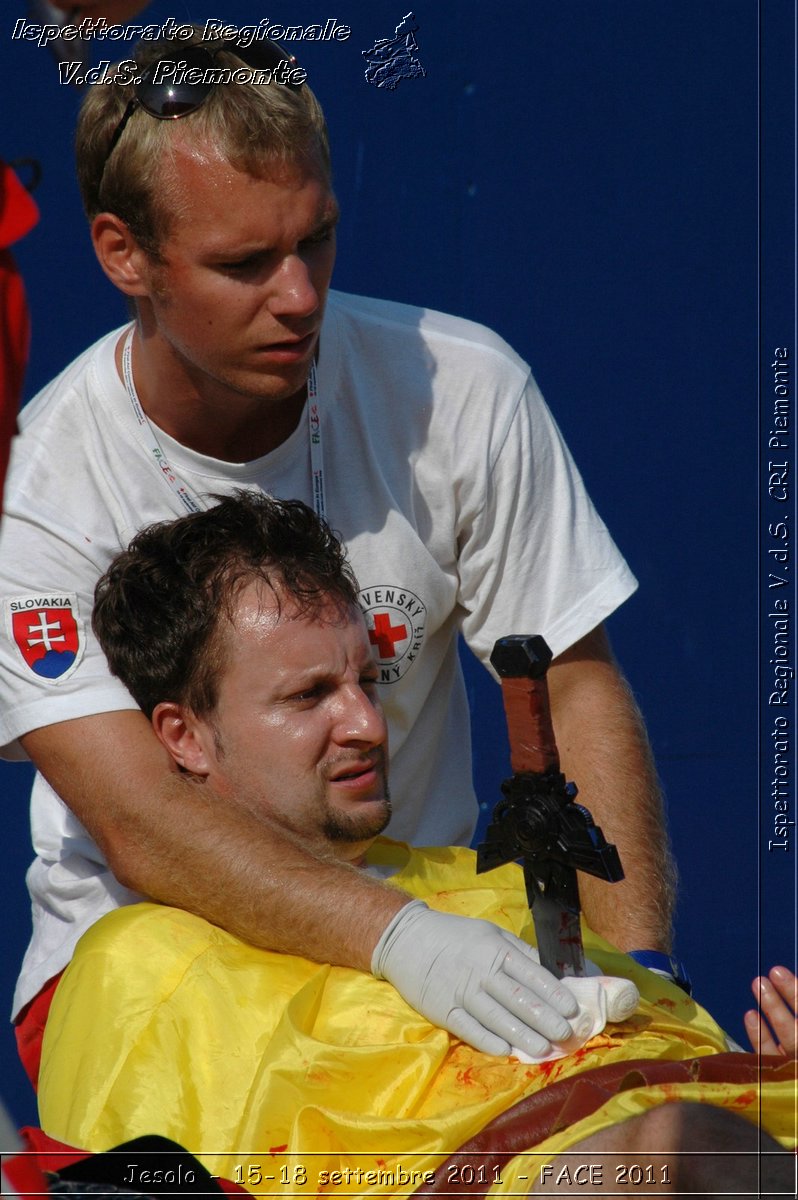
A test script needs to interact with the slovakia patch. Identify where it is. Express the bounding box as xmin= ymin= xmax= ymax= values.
xmin=359 ymin=585 xmax=427 ymax=684
xmin=6 ymin=593 xmax=85 ymax=683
